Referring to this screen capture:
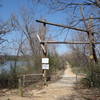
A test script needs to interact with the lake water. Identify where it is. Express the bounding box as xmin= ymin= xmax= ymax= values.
xmin=0 ymin=61 xmax=27 ymax=73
